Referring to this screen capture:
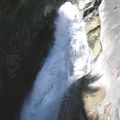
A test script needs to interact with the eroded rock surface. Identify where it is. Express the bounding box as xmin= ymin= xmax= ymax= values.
xmin=83 ymin=1 xmax=102 ymax=59
xmin=99 ymin=0 xmax=120 ymax=119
